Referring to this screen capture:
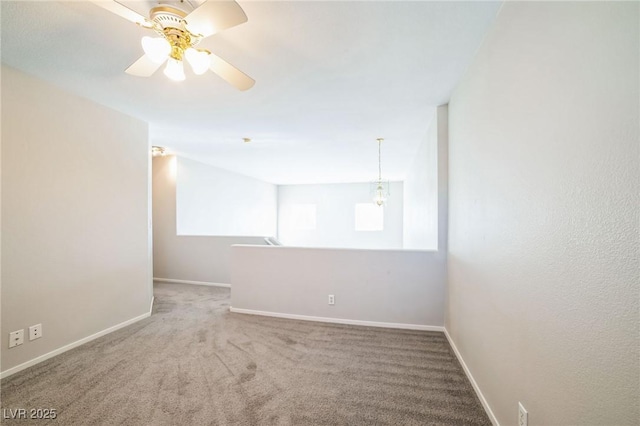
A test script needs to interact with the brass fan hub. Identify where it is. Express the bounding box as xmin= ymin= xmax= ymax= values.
xmin=148 ymin=5 xmax=200 ymax=61
xmin=164 ymin=28 xmax=191 ymax=60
